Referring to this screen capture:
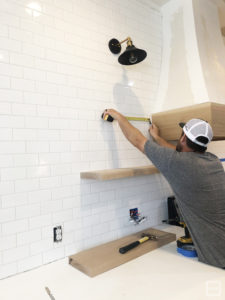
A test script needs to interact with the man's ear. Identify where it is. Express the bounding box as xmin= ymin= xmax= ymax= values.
xmin=180 ymin=133 xmax=186 ymax=144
